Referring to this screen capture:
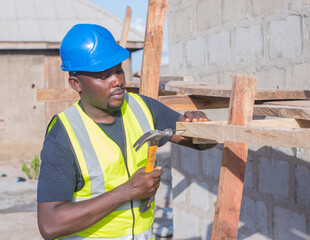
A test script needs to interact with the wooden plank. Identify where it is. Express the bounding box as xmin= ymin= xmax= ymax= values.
xmin=254 ymin=104 xmax=310 ymax=120
xmin=177 ymin=119 xmax=310 ymax=148
xmin=37 ymin=89 xmax=79 ymax=102
xmin=139 ymin=0 xmax=168 ymax=99
xmin=159 ymin=95 xmax=229 ymax=111
xmin=119 ymin=6 xmax=132 ymax=48
xmin=164 ymin=81 xmax=310 ymax=100
xmin=210 ymin=75 xmax=257 ymax=240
